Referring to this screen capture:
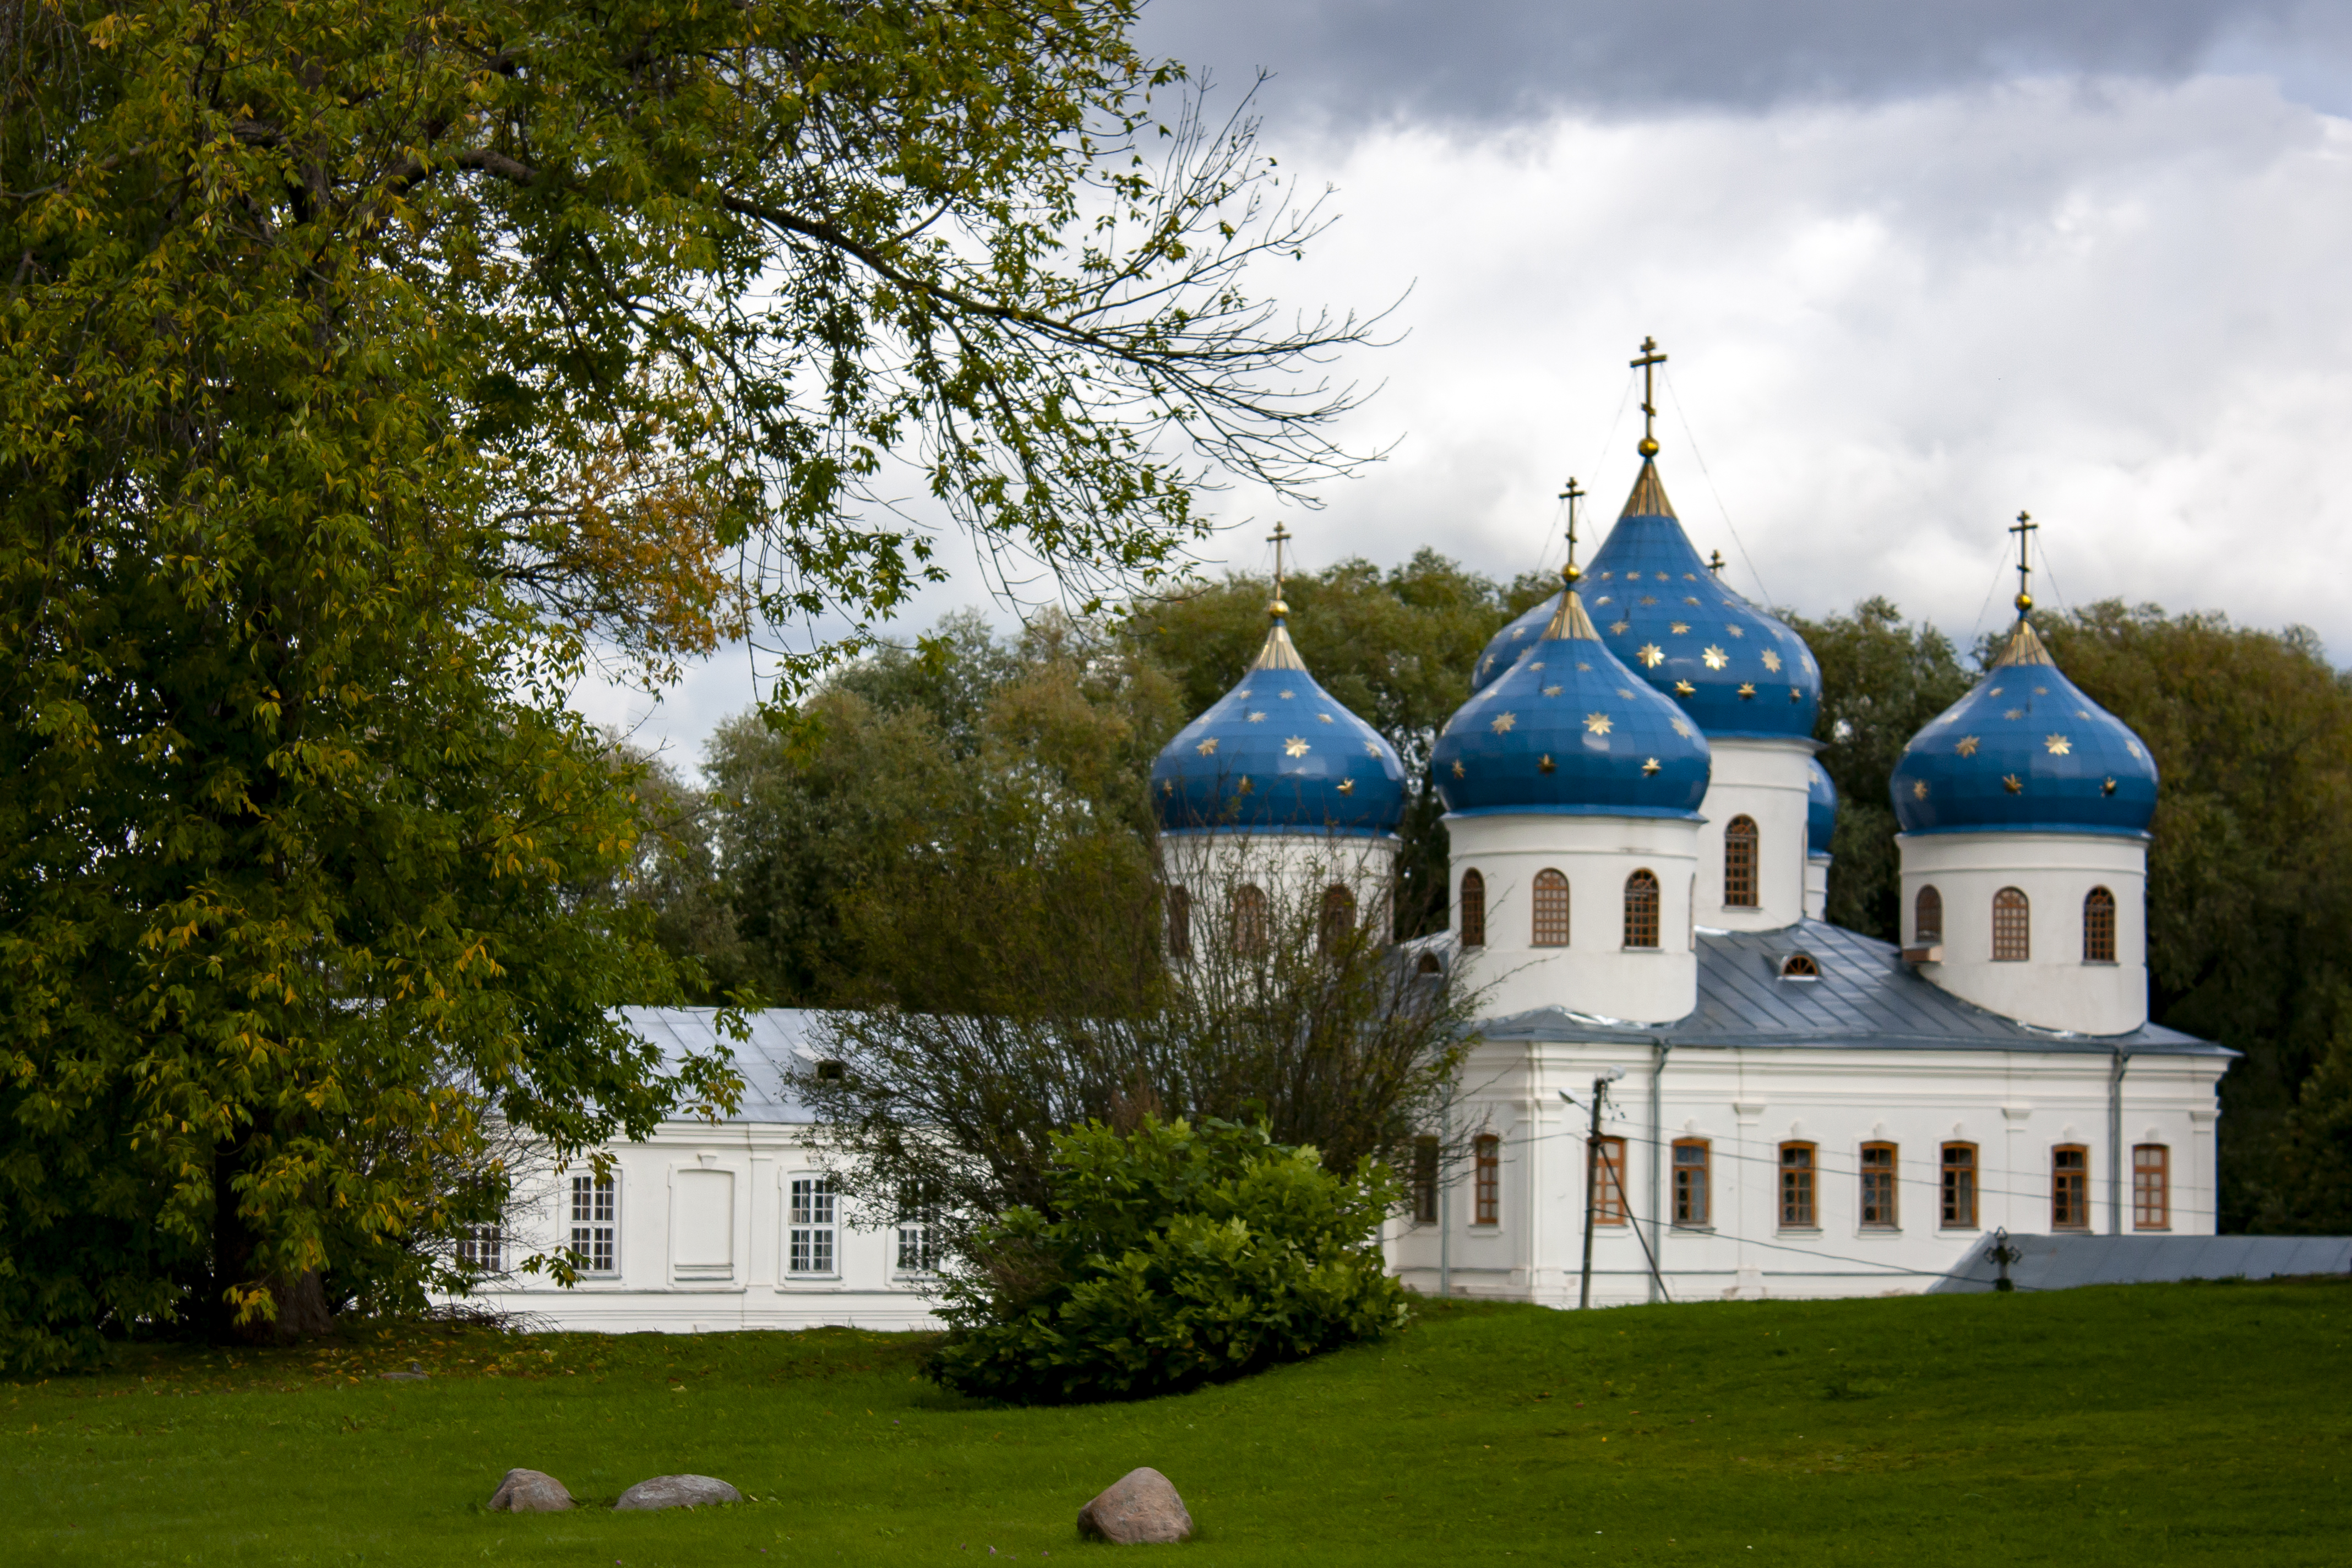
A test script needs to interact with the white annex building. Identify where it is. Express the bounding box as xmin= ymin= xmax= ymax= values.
xmin=466 ymin=347 xmax=2228 ymax=1331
